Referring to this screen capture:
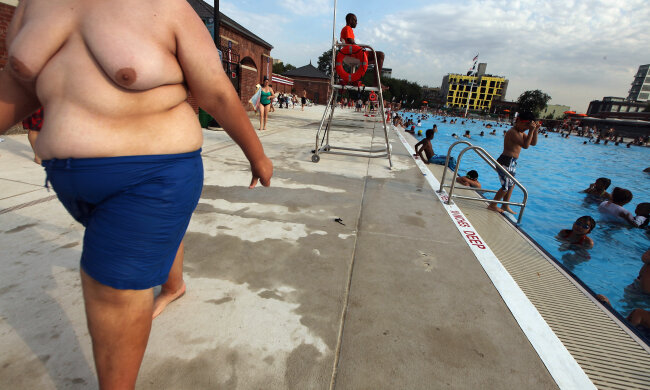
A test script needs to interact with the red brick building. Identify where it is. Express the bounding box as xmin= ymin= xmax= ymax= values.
xmin=283 ymin=63 xmax=331 ymax=105
xmin=187 ymin=0 xmax=273 ymax=111
xmin=1 ymin=1 xmax=274 ymax=112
